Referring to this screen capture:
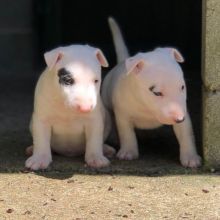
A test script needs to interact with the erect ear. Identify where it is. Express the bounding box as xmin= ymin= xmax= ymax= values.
xmin=125 ymin=56 xmax=145 ymax=75
xmin=95 ymin=49 xmax=109 ymax=67
xmin=169 ymin=48 xmax=184 ymax=63
xmin=44 ymin=47 xmax=64 ymax=70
